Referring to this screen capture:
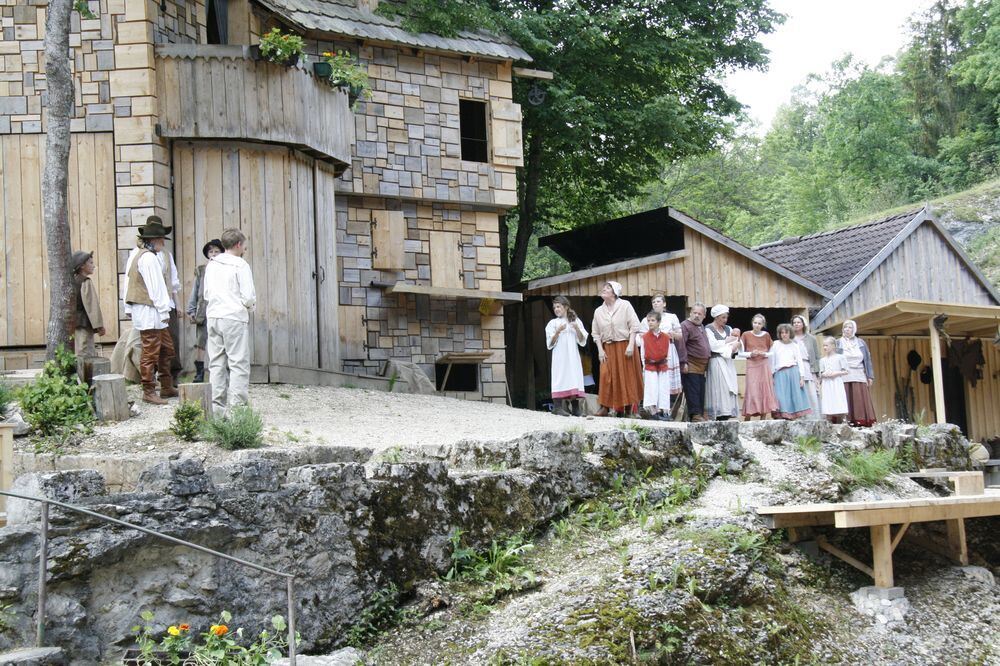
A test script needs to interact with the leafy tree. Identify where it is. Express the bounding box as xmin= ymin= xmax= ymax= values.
xmin=382 ymin=0 xmax=783 ymax=283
